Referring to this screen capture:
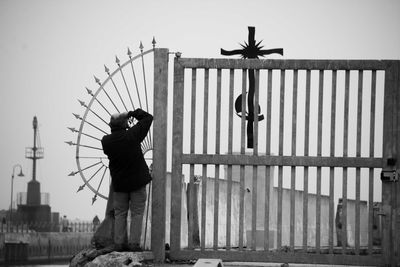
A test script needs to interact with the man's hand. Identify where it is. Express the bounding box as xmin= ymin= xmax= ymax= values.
xmin=128 ymin=109 xmax=150 ymax=120
xmin=127 ymin=110 xmax=136 ymax=118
